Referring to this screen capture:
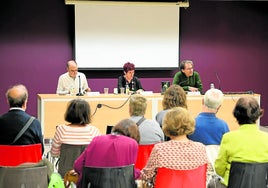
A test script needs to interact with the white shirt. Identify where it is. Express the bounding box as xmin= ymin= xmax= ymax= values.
xmin=56 ymin=72 xmax=89 ymax=94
